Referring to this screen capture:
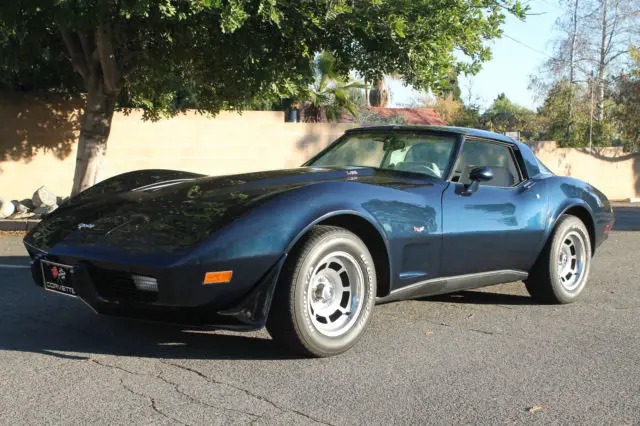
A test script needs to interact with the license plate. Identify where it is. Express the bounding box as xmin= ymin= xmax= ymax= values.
xmin=41 ymin=260 xmax=76 ymax=297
